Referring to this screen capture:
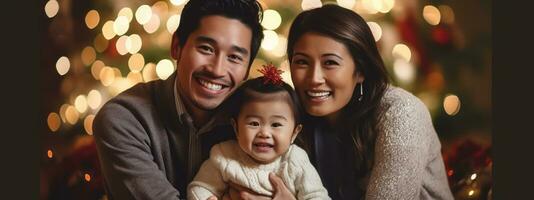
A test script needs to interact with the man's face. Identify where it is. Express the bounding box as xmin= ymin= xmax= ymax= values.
xmin=173 ymin=15 xmax=252 ymax=113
